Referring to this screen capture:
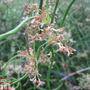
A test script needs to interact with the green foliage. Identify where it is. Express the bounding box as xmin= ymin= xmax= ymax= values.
xmin=0 ymin=4 xmax=5 ymax=16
